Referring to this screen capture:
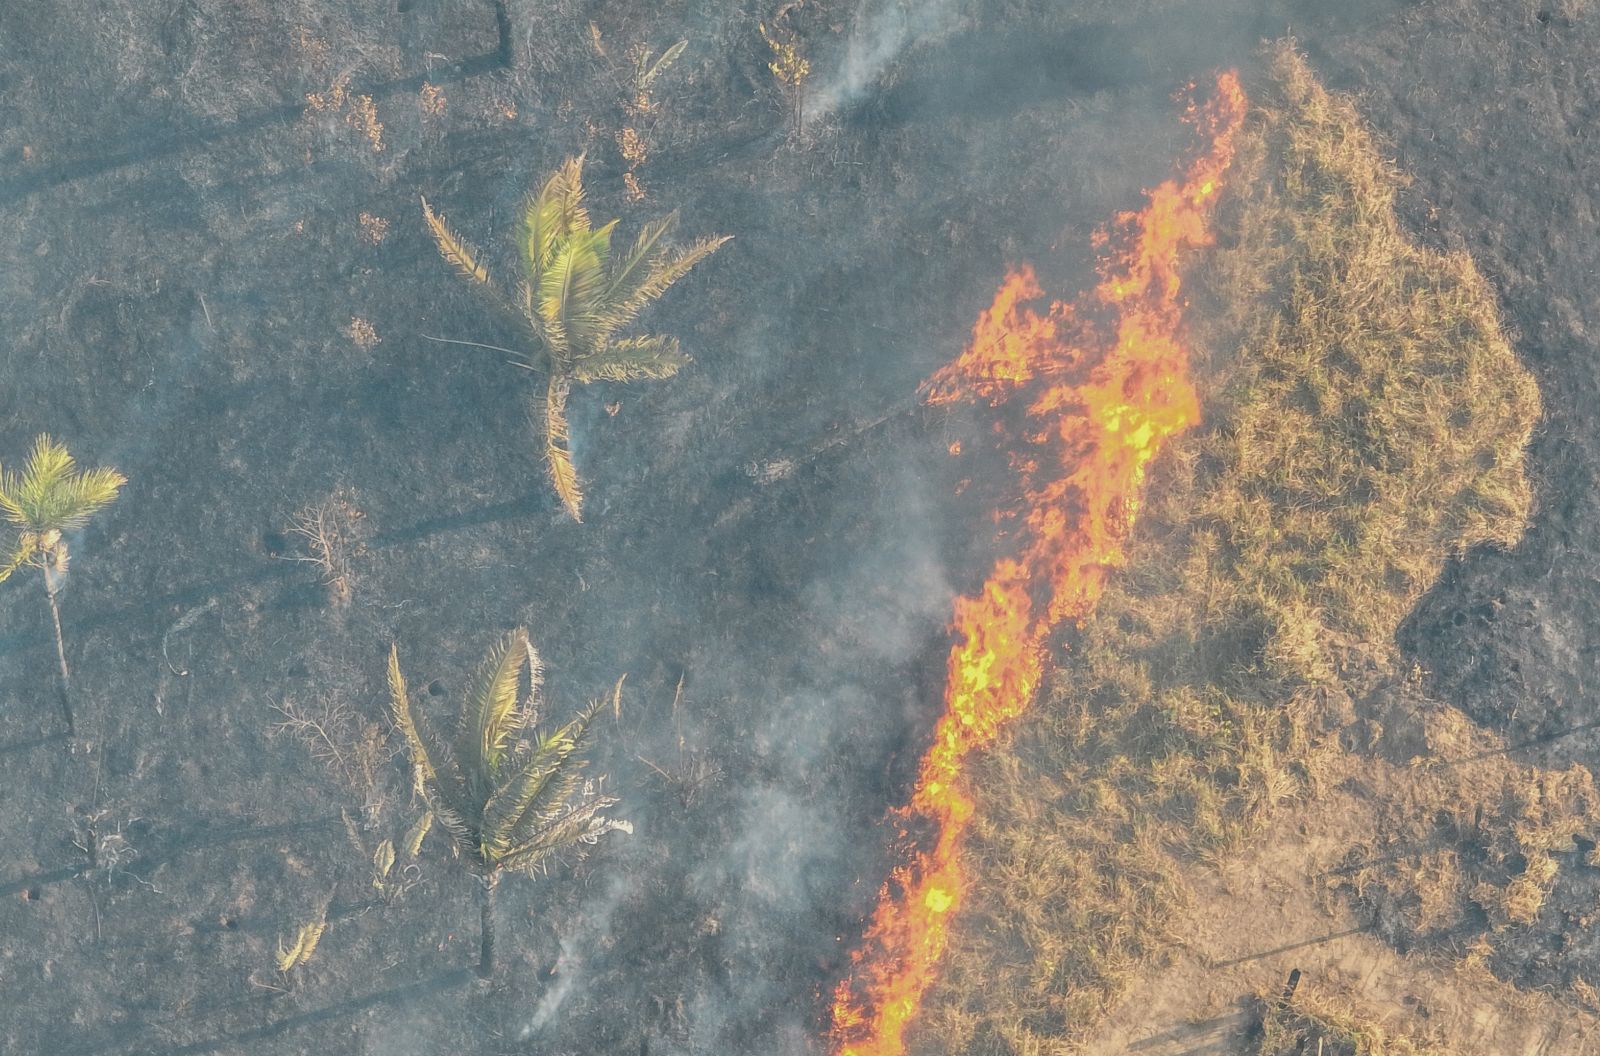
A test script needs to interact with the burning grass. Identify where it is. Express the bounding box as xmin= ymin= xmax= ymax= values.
xmin=831 ymin=72 xmax=1248 ymax=1056
xmin=915 ymin=43 xmax=1541 ymax=1053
